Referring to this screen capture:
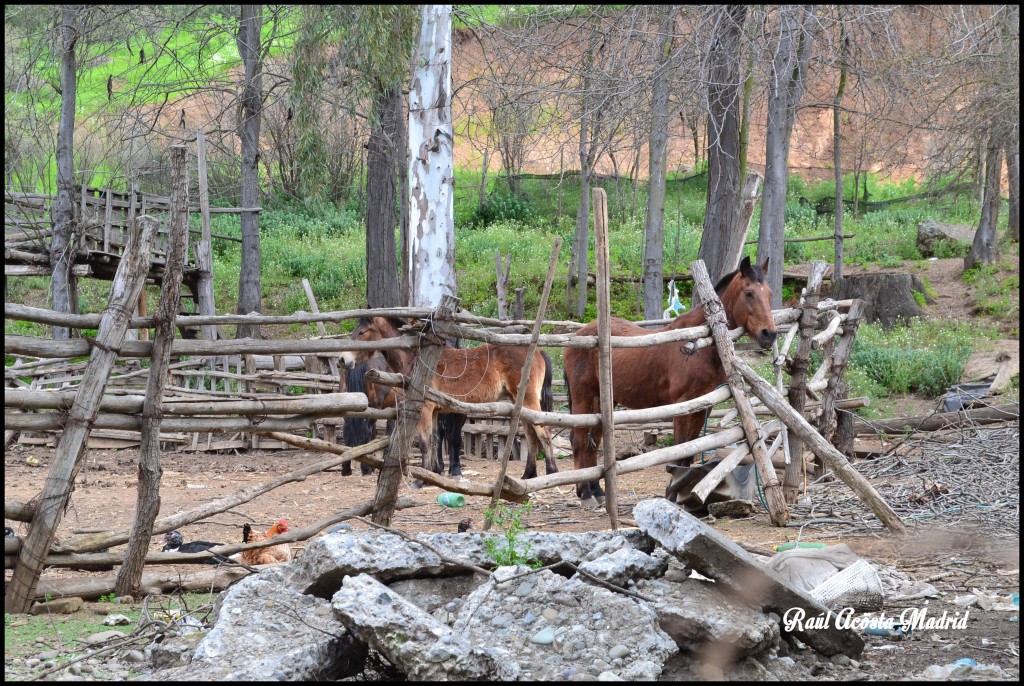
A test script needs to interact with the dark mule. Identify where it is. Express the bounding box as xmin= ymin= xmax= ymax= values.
xmin=340 ymin=316 xmax=558 ymax=480
xmin=563 ymin=257 xmax=777 ymax=508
